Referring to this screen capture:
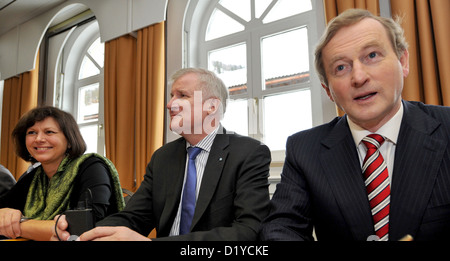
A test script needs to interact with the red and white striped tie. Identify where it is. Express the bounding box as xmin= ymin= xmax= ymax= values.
xmin=362 ymin=134 xmax=390 ymax=241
